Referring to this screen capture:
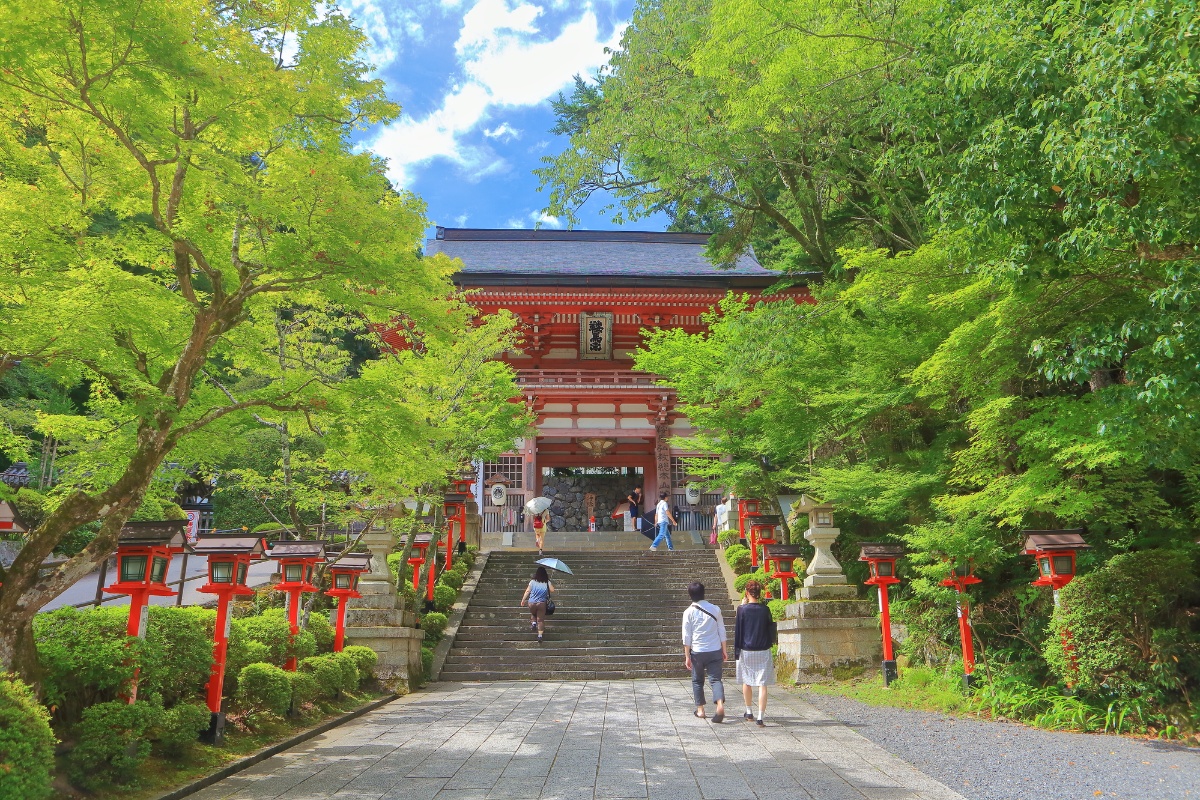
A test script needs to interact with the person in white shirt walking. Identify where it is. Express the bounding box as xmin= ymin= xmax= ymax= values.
xmin=649 ymin=491 xmax=678 ymax=551
xmin=710 ymin=495 xmax=730 ymax=545
xmin=681 ymin=581 xmax=727 ymax=722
